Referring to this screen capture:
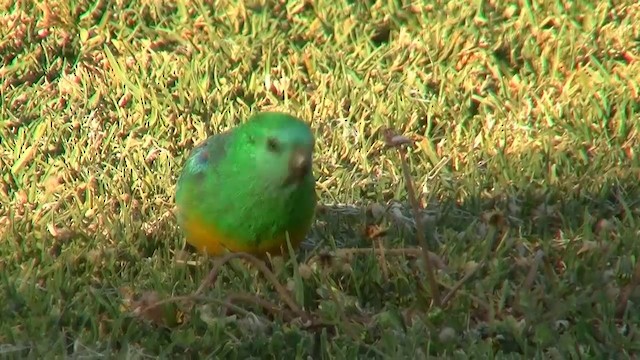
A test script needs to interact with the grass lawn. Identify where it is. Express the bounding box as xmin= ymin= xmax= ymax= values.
xmin=1 ymin=0 xmax=640 ymax=358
